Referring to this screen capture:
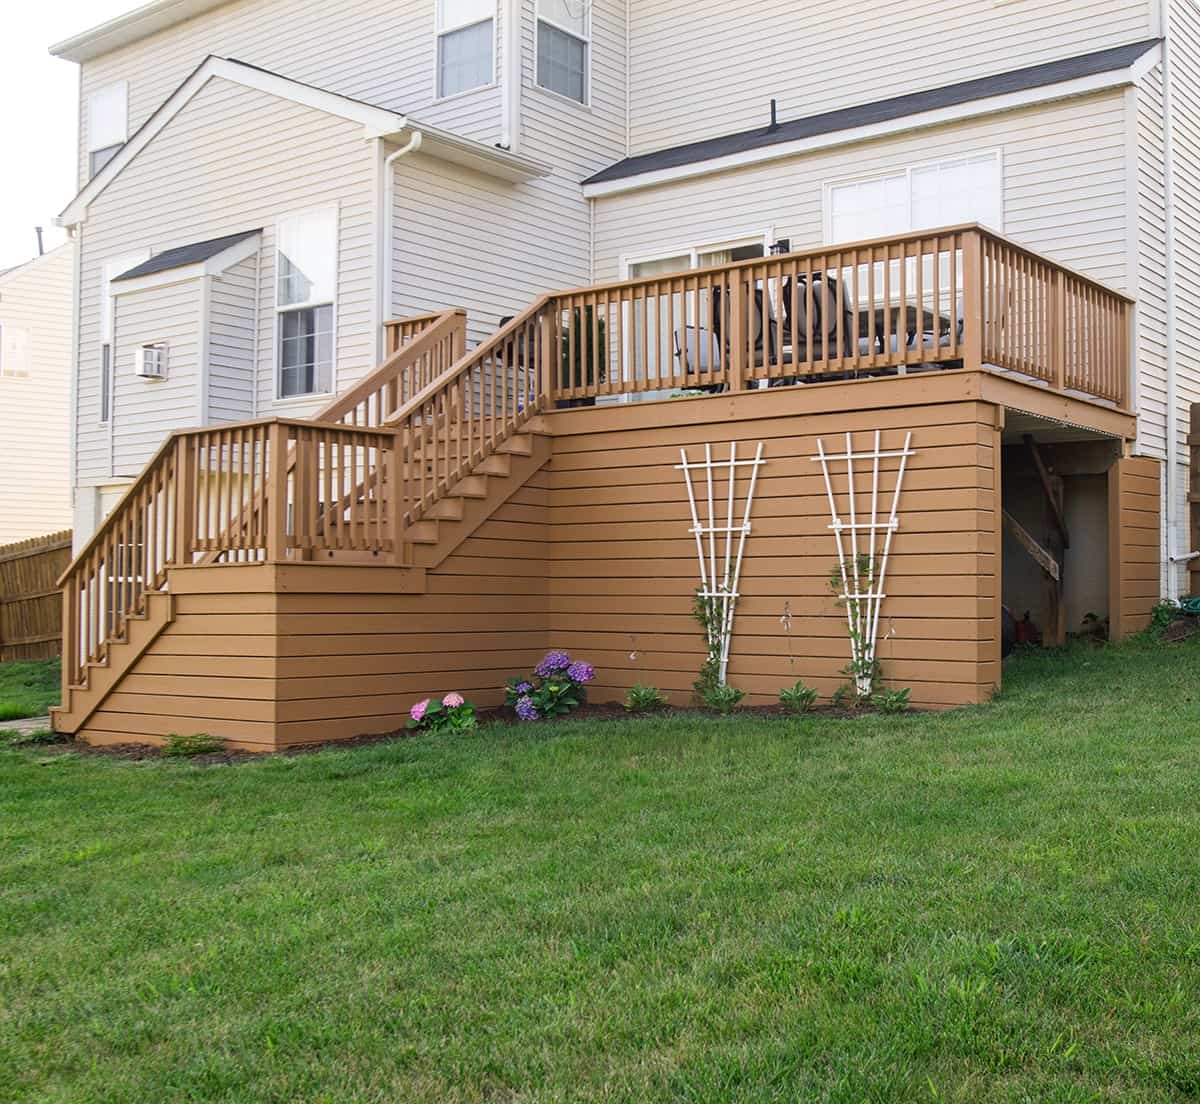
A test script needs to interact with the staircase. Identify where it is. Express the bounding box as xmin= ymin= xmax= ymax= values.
xmin=52 ymin=302 xmax=557 ymax=735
